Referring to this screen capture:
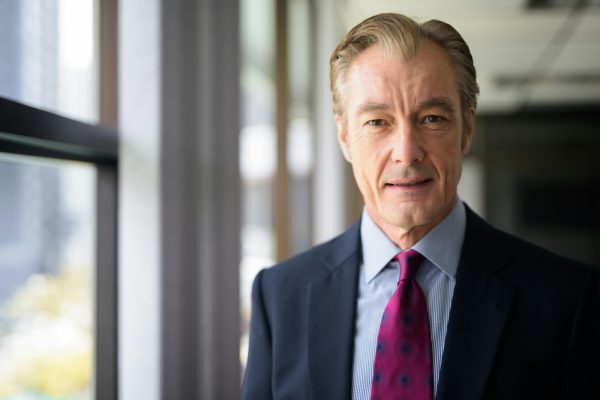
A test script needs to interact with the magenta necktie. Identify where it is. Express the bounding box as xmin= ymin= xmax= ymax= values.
xmin=370 ymin=249 xmax=433 ymax=400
